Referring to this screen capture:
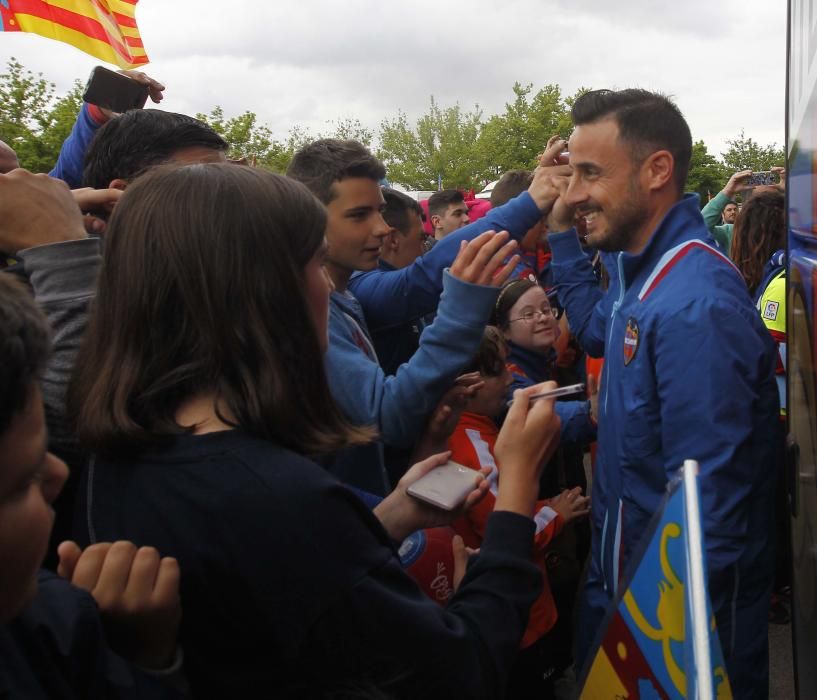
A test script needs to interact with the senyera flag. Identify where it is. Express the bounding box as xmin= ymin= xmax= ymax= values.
xmin=0 ymin=0 xmax=148 ymax=69
xmin=578 ymin=461 xmax=733 ymax=700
